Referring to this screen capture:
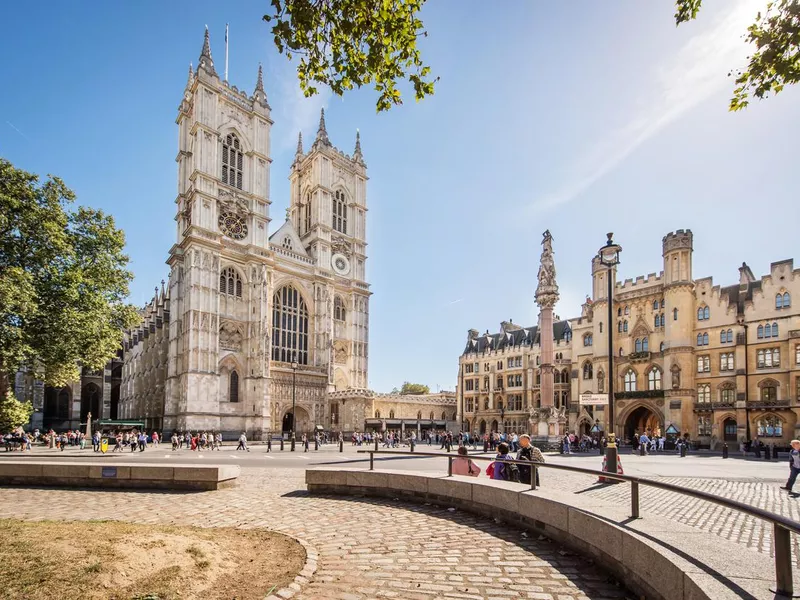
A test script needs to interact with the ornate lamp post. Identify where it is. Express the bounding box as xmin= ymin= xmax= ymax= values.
xmin=598 ymin=233 xmax=621 ymax=477
xmin=500 ymin=406 xmax=505 ymax=434
xmin=290 ymin=355 xmax=298 ymax=452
